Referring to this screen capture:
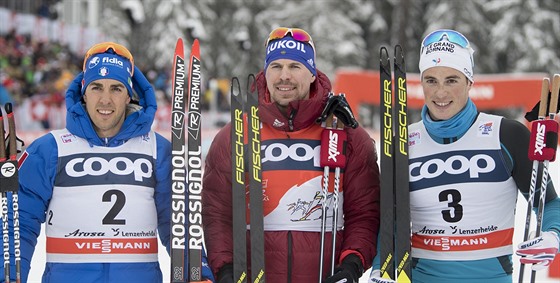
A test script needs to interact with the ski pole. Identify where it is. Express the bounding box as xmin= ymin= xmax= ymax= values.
xmin=519 ymin=77 xmax=550 ymax=282
xmin=329 ymin=116 xmax=346 ymax=275
xmin=0 ymin=103 xmax=21 ymax=283
xmin=318 ymin=152 xmax=329 ymax=282
xmin=529 ymin=74 xmax=559 ymax=283
xmin=5 ymin=104 xmax=20 ymax=283
xmin=0 ymin=105 xmax=9 ymax=283
xmin=319 ymin=108 xmax=348 ymax=281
